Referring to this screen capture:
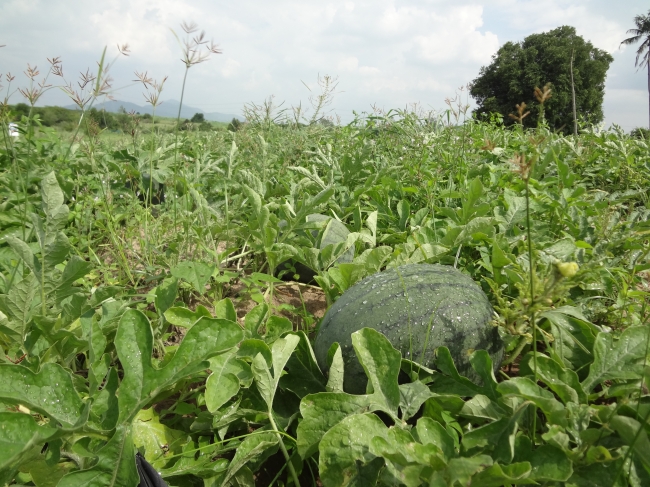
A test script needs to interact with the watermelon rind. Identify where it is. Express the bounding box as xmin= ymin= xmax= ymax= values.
xmin=314 ymin=263 xmax=504 ymax=394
